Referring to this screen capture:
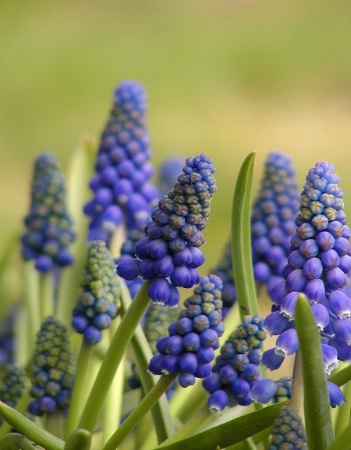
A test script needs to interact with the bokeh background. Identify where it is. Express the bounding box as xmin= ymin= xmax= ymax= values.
xmin=1 ymin=0 xmax=351 ymax=271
